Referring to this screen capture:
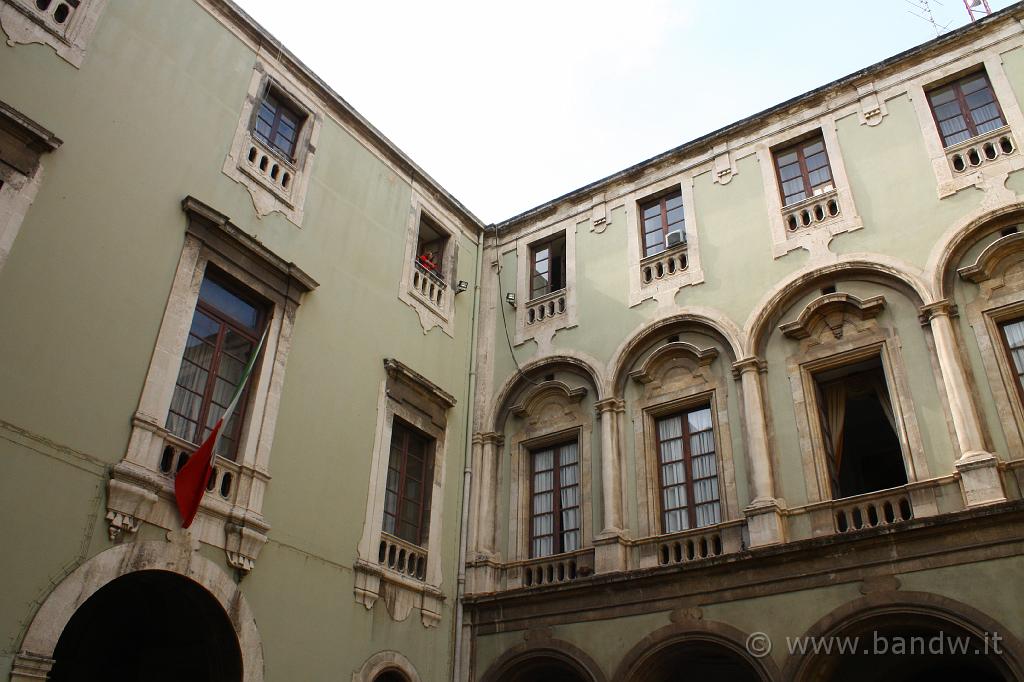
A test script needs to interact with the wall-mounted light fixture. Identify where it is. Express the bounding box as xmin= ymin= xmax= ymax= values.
xmin=455 ymin=280 xmax=469 ymax=294
xmin=505 ymin=292 xmax=516 ymax=307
